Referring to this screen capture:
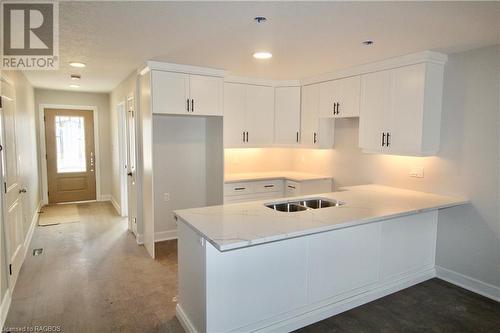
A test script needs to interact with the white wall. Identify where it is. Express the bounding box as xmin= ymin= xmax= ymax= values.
xmin=0 ymin=71 xmax=41 ymax=306
xmin=34 ymin=89 xmax=112 ymax=198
